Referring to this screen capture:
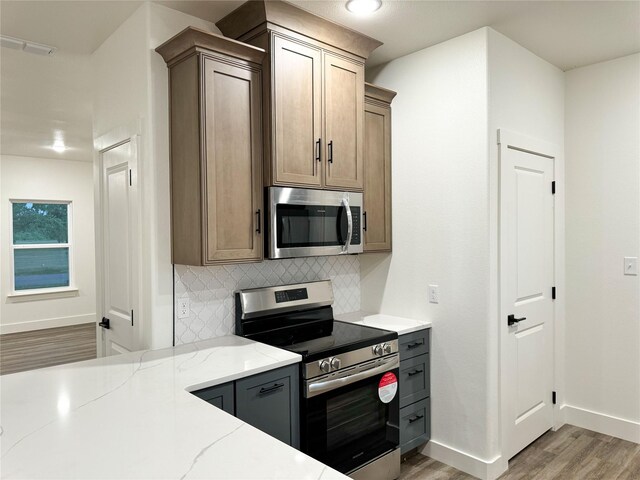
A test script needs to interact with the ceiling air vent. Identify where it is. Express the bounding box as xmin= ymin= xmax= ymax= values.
xmin=0 ymin=35 xmax=56 ymax=56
